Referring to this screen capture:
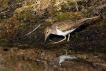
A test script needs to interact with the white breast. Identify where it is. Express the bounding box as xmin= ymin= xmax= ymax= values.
xmin=56 ymin=26 xmax=76 ymax=36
